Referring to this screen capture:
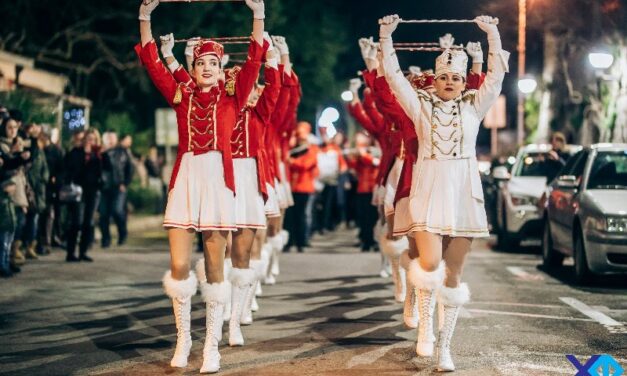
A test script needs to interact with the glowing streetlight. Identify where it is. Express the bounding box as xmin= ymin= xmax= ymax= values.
xmin=517 ymin=77 xmax=537 ymax=95
xmin=341 ymin=90 xmax=354 ymax=102
xmin=318 ymin=106 xmax=340 ymax=139
xmin=588 ymin=52 xmax=614 ymax=70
